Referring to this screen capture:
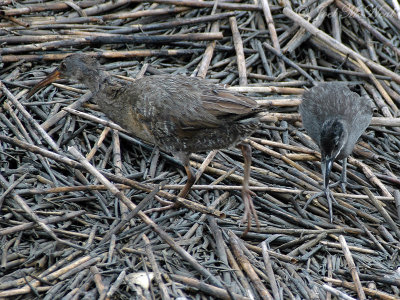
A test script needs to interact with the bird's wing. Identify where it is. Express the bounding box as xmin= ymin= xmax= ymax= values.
xmin=200 ymin=88 xmax=259 ymax=118
xmin=299 ymin=82 xmax=373 ymax=147
xmin=134 ymin=76 xmax=260 ymax=138
xmin=346 ymin=95 xmax=373 ymax=150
